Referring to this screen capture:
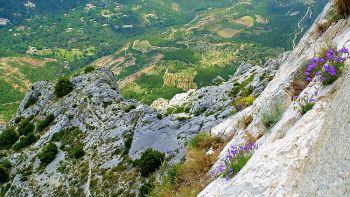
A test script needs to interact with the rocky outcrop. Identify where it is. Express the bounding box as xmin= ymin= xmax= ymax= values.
xmin=199 ymin=2 xmax=350 ymax=196
xmin=0 ymin=49 xmax=281 ymax=196
xmin=0 ymin=42 xmax=285 ymax=196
